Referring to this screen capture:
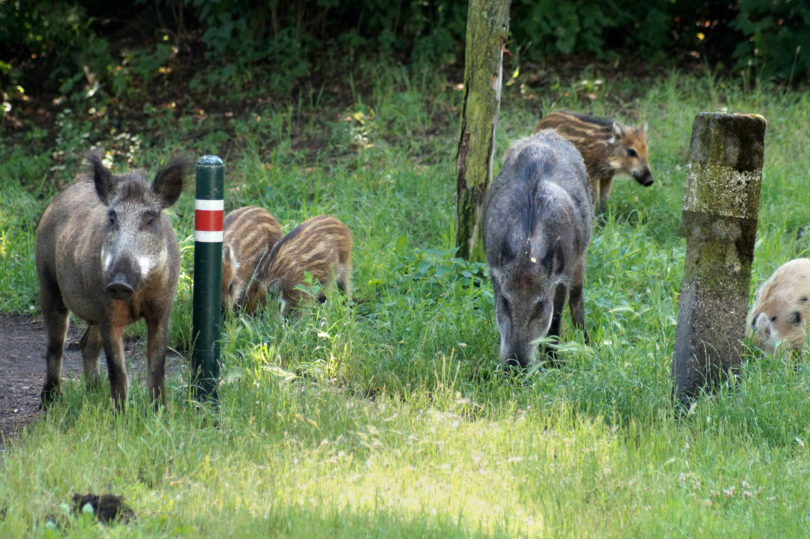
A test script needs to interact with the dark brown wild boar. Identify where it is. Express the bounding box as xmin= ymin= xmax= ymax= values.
xmin=535 ymin=111 xmax=653 ymax=210
xmin=243 ymin=215 xmax=352 ymax=316
xmin=222 ymin=206 xmax=283 ymax=310
xmin=483 ymin=130 xmax=594 ymax=368
xmin=35 ymin=153 xmax=189 ymax=411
